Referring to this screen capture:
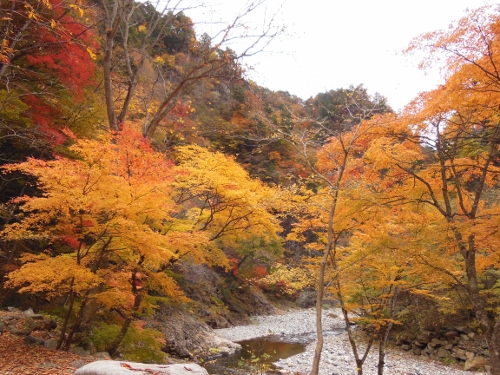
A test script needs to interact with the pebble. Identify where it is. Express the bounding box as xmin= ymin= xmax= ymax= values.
xmin=213 ymin=308 xmax=489 ymax=375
